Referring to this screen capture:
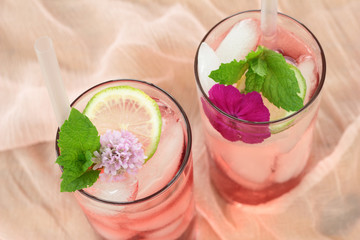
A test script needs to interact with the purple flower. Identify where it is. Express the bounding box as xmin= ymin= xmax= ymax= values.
xmin=92 ymin=130 xmax=146 ymax=179
xmin=202 ymin=84 xmax=271 ymax=143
